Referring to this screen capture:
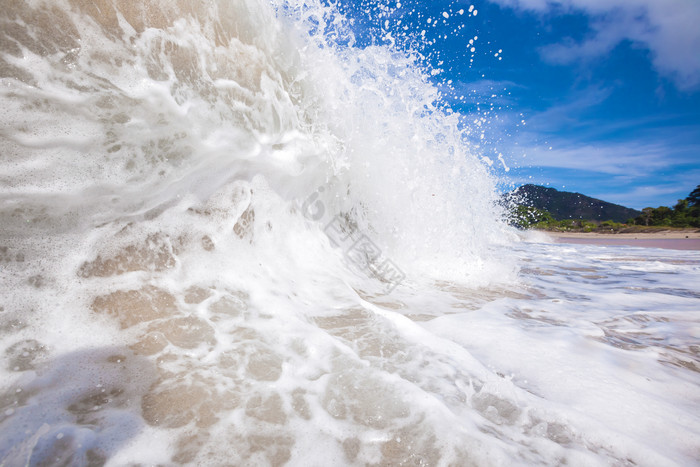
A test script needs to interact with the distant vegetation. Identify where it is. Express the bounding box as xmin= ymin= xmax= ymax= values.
xmin=508 ymin=184 xmax=700 ymax=232
xmin=628 ymin=185 xmax=700 ymax=228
